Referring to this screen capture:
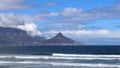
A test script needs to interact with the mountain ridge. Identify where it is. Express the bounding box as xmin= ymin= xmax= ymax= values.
xmin=0 ymin=27 xmax=83 ymax=46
